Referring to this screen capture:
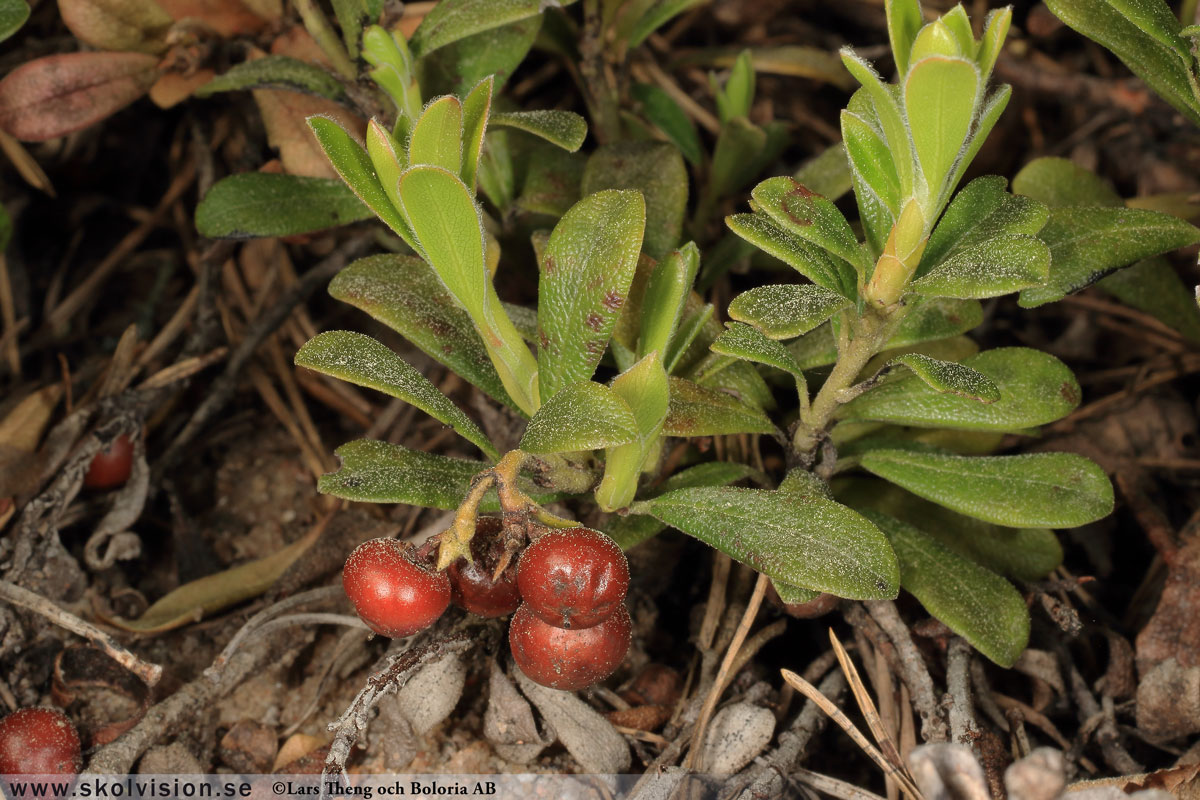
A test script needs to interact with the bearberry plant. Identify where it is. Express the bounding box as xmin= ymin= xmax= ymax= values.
xmin=620 ymin=0 xmax=1200 ymax=667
